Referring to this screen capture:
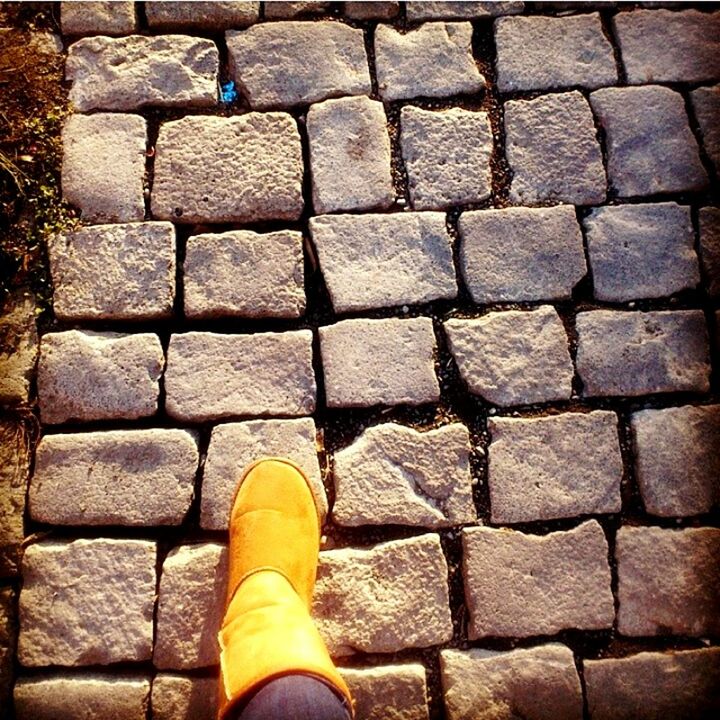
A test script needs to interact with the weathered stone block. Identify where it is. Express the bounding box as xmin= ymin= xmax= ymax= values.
xmin=264 ymin=1 xmax=331 ymax=18
xmin=406 ymin=2 xmax=524 ymax=19
xmin=0 ymin=292 xmax=38 ymax=404
xmin=344 ymin=2 xmax=399 ymax=20
xmin=61 ymin=1 xmax=137 ymax=35
xmin=151 ymin=674 xmax=217 ymax=720
xmin=700 ymin=206 xmax=720 ymax=297
xmin=692 ymin=85 xmax=720 ymax=172
xmin=146 ymin=1 xmax=259 ymax=28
